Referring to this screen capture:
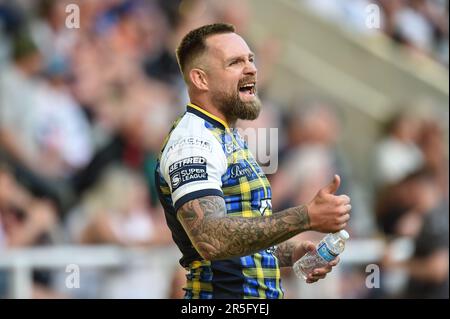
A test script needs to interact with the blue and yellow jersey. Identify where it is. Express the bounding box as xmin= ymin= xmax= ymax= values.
xmin=155 ymin=103 xmax=283 ymax=299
